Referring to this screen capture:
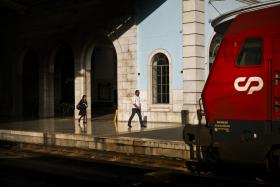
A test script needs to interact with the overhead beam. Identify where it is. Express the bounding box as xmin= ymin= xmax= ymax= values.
xmin=0 ymin=0 xmax=26 ymax=10
xmin=236 ymin=0 xmax=260 ymax=5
